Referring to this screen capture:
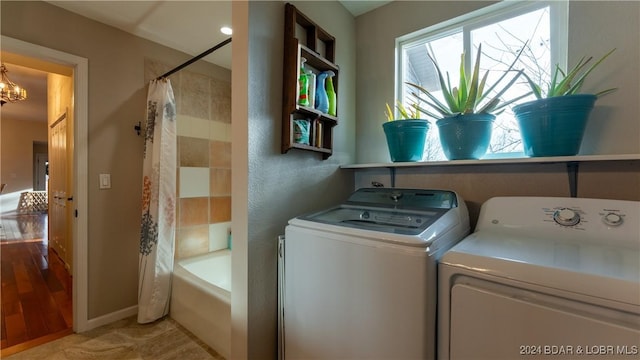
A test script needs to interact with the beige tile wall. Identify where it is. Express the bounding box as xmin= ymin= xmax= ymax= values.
xmin=145 ymin=59 xmax=232 ymax=260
